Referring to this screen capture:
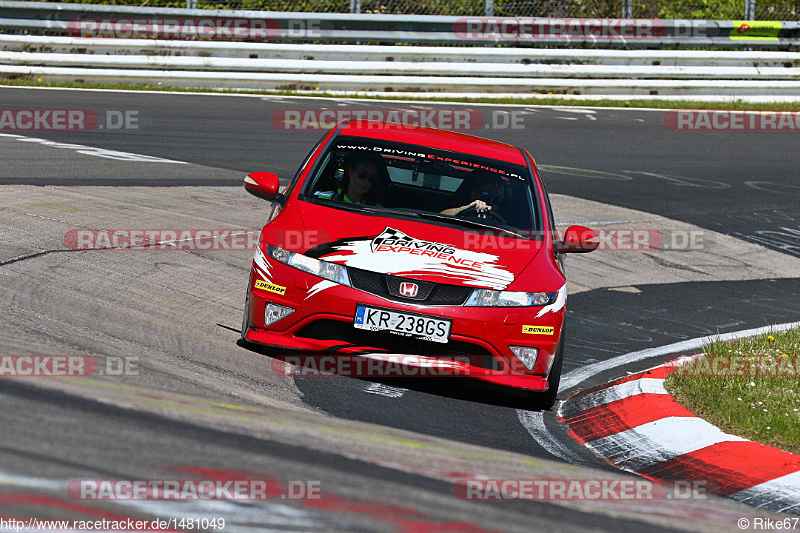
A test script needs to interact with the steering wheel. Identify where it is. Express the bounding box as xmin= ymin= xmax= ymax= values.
xmin=456 ymin=205 xmax=508 ymax=225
